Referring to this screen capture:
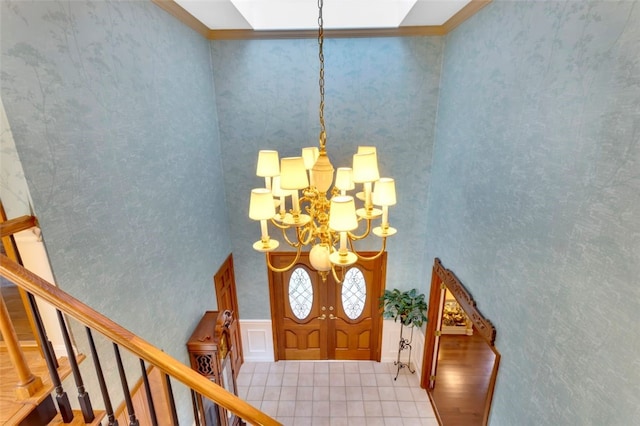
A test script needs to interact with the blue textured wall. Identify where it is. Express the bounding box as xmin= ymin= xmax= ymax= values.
xmin=1 ymin=1 xmax=229 ymax=420
xmin=427 ymin=1 xmax=640 ymax=424
xmin=211 ymin=37 xmax=443 ymax=318
xmin=3 ymin=0 xmax=639 ymax=423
